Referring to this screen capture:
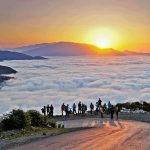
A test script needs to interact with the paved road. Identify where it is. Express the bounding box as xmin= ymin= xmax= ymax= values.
xmin=9 ymin=120 xmax=150 ymax=150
